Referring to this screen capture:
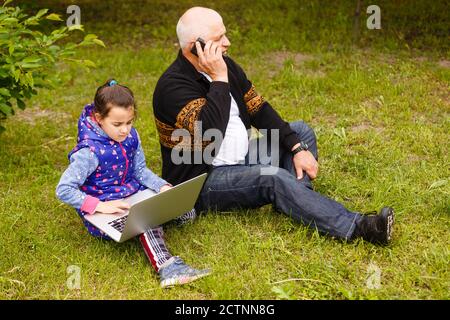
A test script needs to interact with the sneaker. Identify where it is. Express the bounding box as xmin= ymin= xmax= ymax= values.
xmin=159 ymin=256 xmax=211 ymax=288
xmin=174 ymin=208 xmax=197 ymax=226
xmin=353 ymin=207 xmax=394 ymax=245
